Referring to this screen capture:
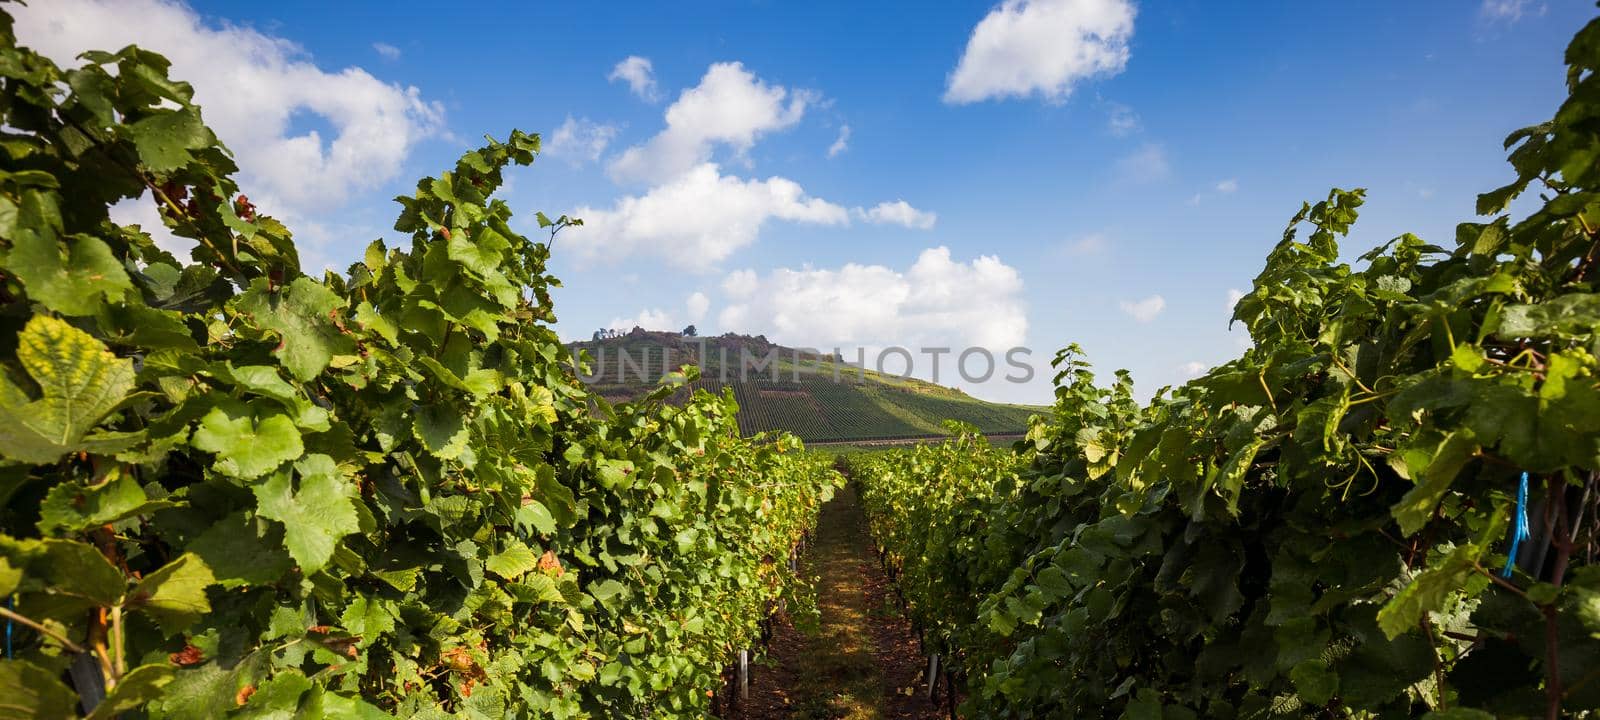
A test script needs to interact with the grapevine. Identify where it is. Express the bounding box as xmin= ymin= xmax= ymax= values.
xmin=853 ymin=14 xmax=1600 ymax=719
xmin=0 ymin=11 xmax=838 ymax=718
